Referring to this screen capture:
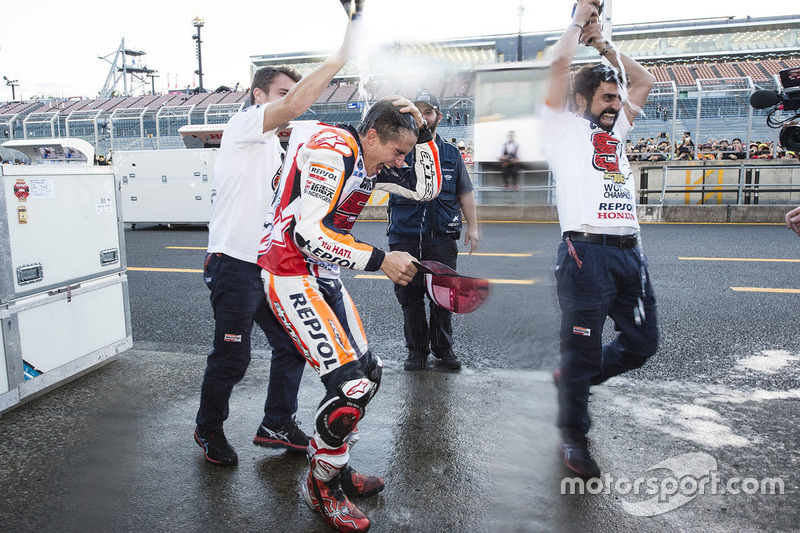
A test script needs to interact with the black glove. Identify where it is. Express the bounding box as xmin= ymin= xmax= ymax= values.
xmin=340 ymin=0 xmax=364 ymax=20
